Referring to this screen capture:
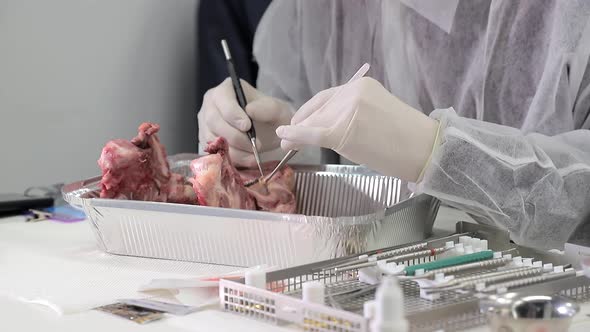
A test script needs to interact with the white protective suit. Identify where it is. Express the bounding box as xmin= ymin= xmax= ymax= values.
xmin=252 ymin=0 xmax=590 ymax=249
